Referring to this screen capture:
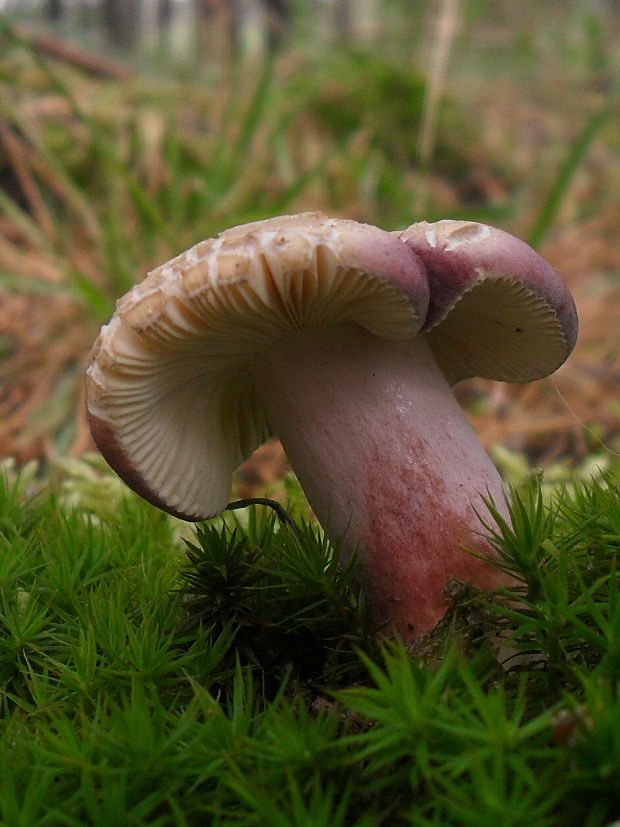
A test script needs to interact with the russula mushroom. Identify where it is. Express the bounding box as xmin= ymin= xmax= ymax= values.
xmin=85 ymin=213 xmax=578 ymax=639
